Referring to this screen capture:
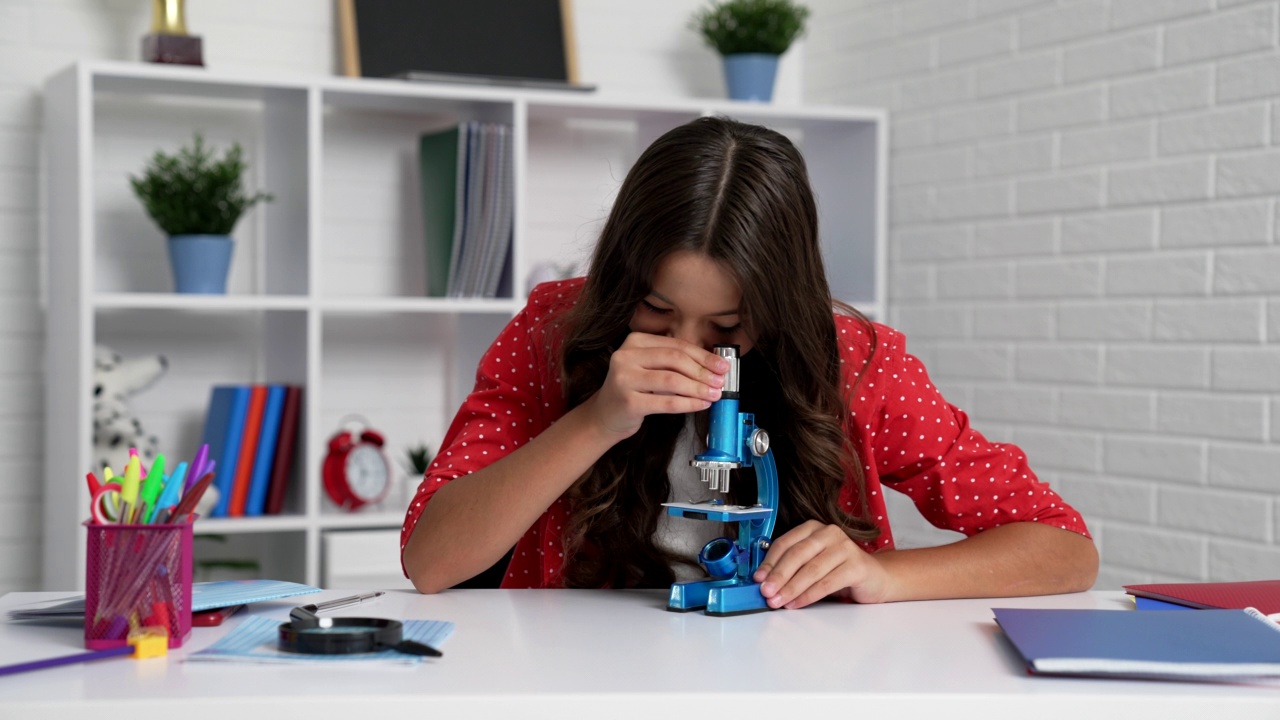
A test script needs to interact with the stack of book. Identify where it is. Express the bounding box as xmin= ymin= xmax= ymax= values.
xmin=199 ymin=384 xmax=303 ymax=518
xmin=419 ymin=121 xmax=514 ymax=298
